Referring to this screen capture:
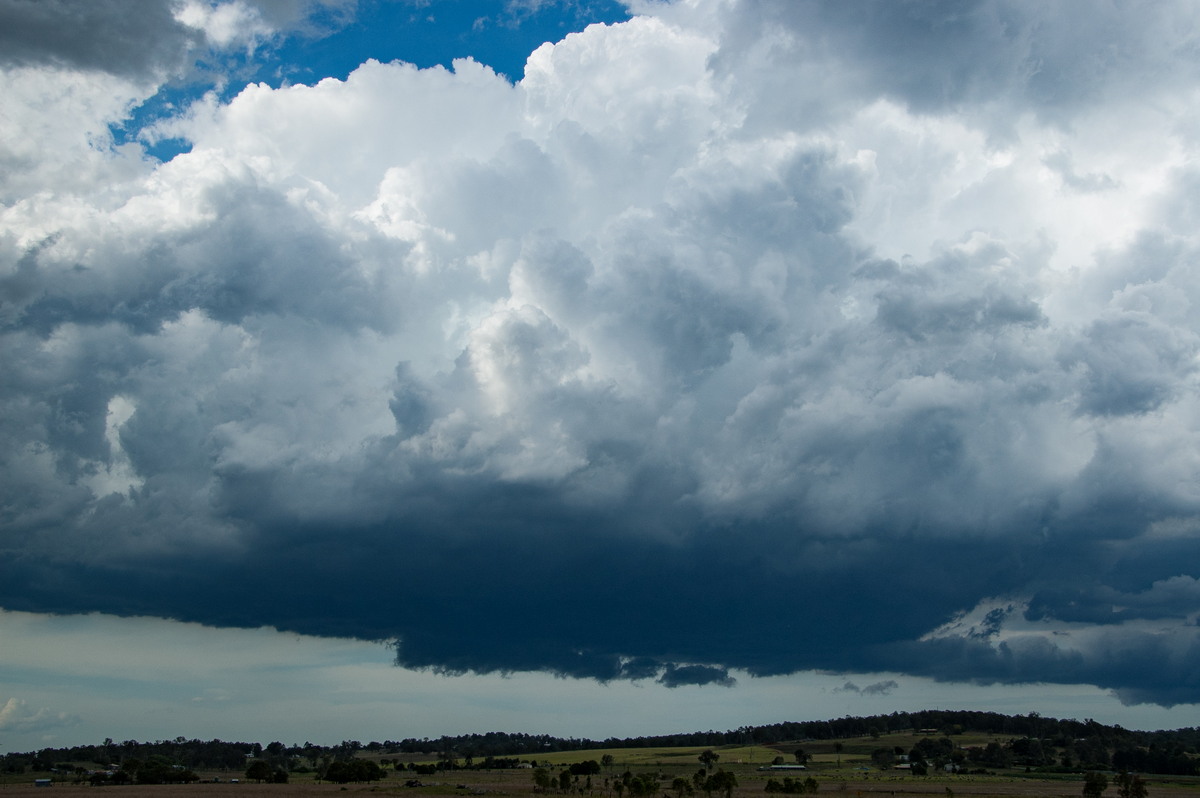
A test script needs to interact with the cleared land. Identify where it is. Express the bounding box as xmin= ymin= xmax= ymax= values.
xmin=5 ymin=736 xmax=1198 ymax=798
